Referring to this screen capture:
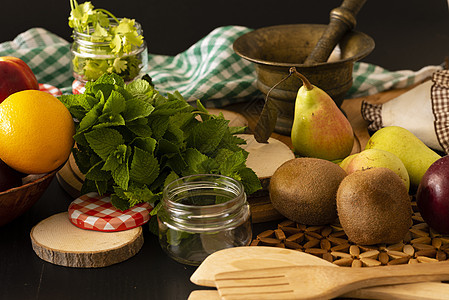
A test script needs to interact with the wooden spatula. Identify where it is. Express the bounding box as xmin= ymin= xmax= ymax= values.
xmin=214 ymin=261 xmax=449 ymax=300
xmin=190 ymin=246 xmax=449 ymax=300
